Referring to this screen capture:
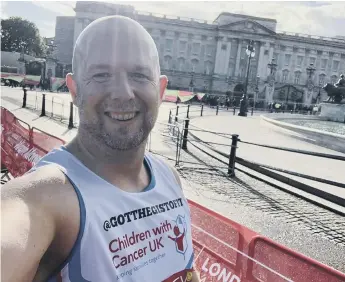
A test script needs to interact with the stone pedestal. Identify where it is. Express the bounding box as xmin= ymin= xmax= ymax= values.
xmin=45 ymin=59 xmax=56 ymax=78
xmin=319 ymin=103 xmax=345 ymax=122
xmin=304 ymin=88 xmax=314 ymax=106
xmin=17 ymin=61 xmax=26 ymax=75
